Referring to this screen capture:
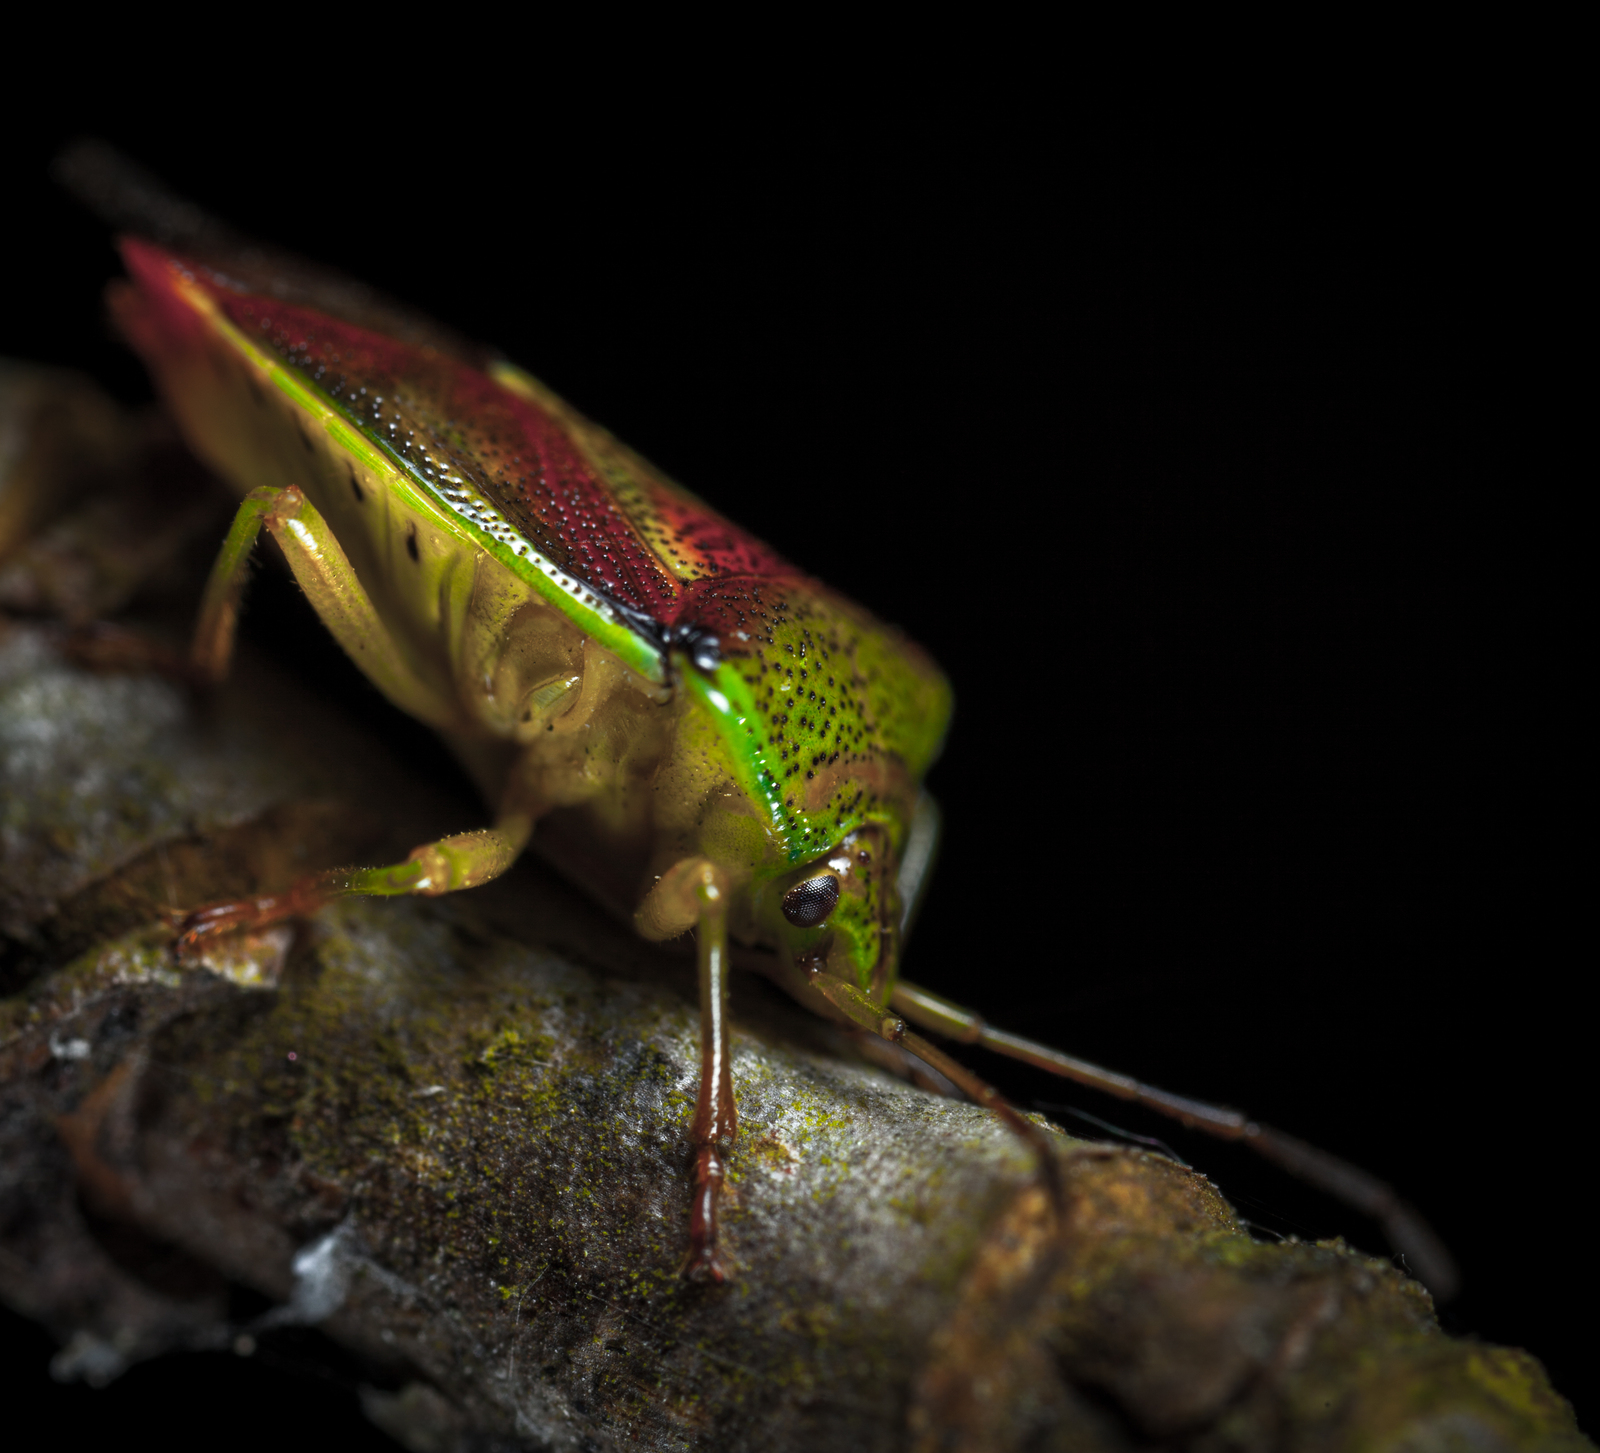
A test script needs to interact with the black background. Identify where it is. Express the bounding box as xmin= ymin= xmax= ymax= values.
xmin=1 ymin=90 xmax=1584 ymax=1442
